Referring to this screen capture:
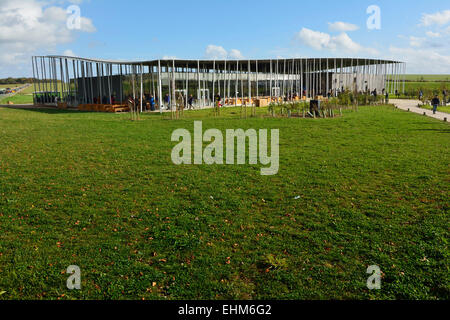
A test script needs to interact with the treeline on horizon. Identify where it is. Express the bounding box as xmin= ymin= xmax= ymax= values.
xmin=0 ymin=78 xmax=34 ymax=85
